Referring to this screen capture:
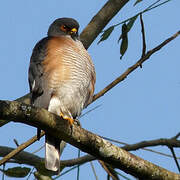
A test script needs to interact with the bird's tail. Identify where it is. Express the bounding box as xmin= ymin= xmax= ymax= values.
xmin=45 ymin=135 xmax=61 ymax=172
